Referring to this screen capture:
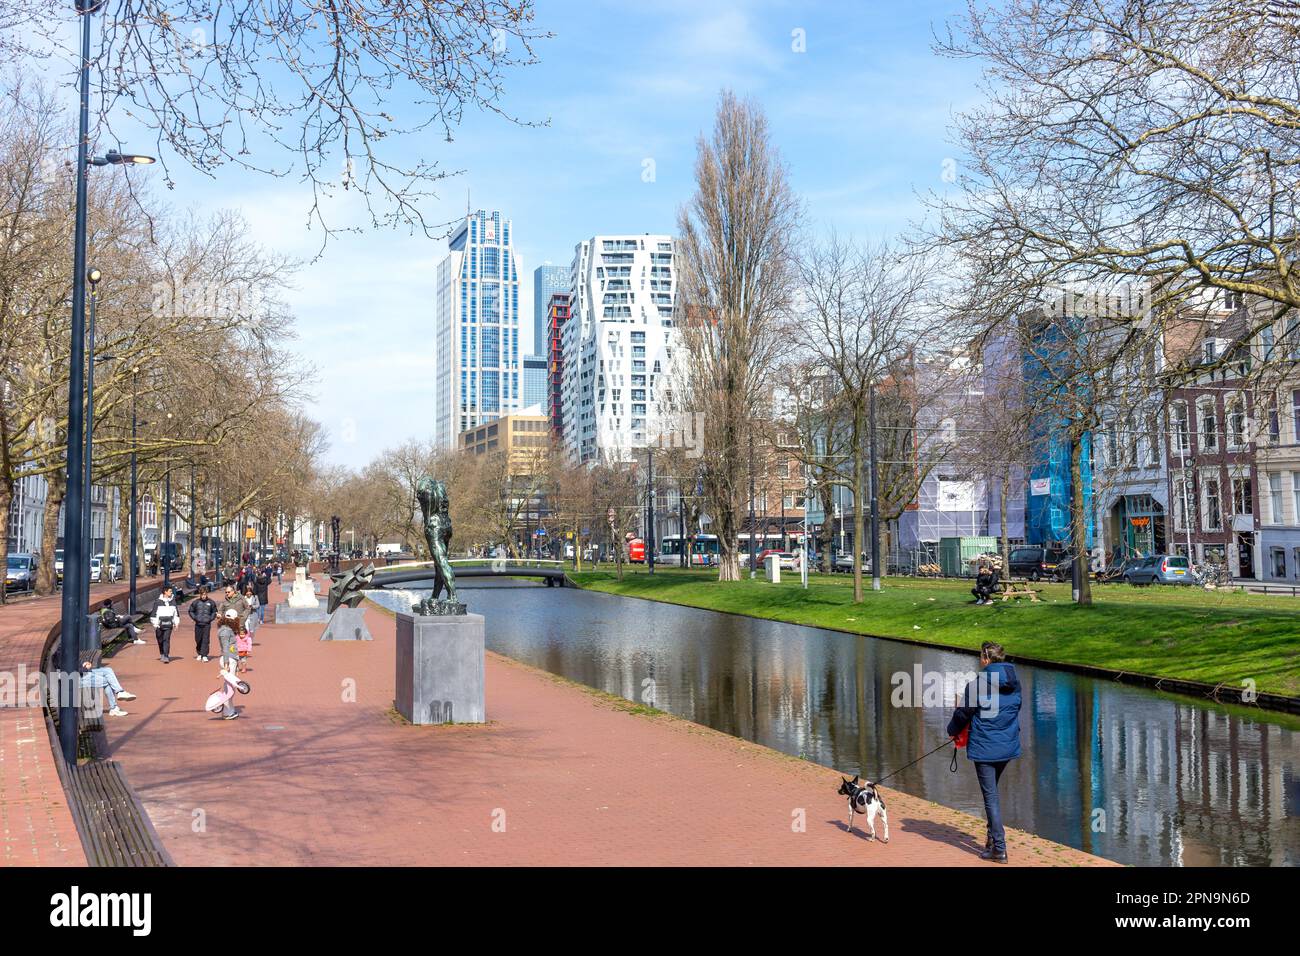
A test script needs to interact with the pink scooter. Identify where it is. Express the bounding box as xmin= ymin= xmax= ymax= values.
xmin=205 ymin=664 xmax=251 ymax=714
